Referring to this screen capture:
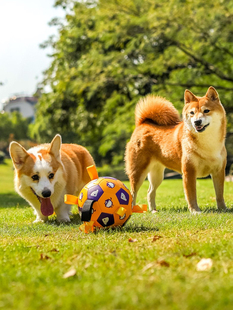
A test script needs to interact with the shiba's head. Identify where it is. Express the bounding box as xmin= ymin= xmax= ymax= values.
xmin=183 ymin=86 xmax=226 ymax=134
xmin=9 ymin=134 xmax=64 ymax=216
